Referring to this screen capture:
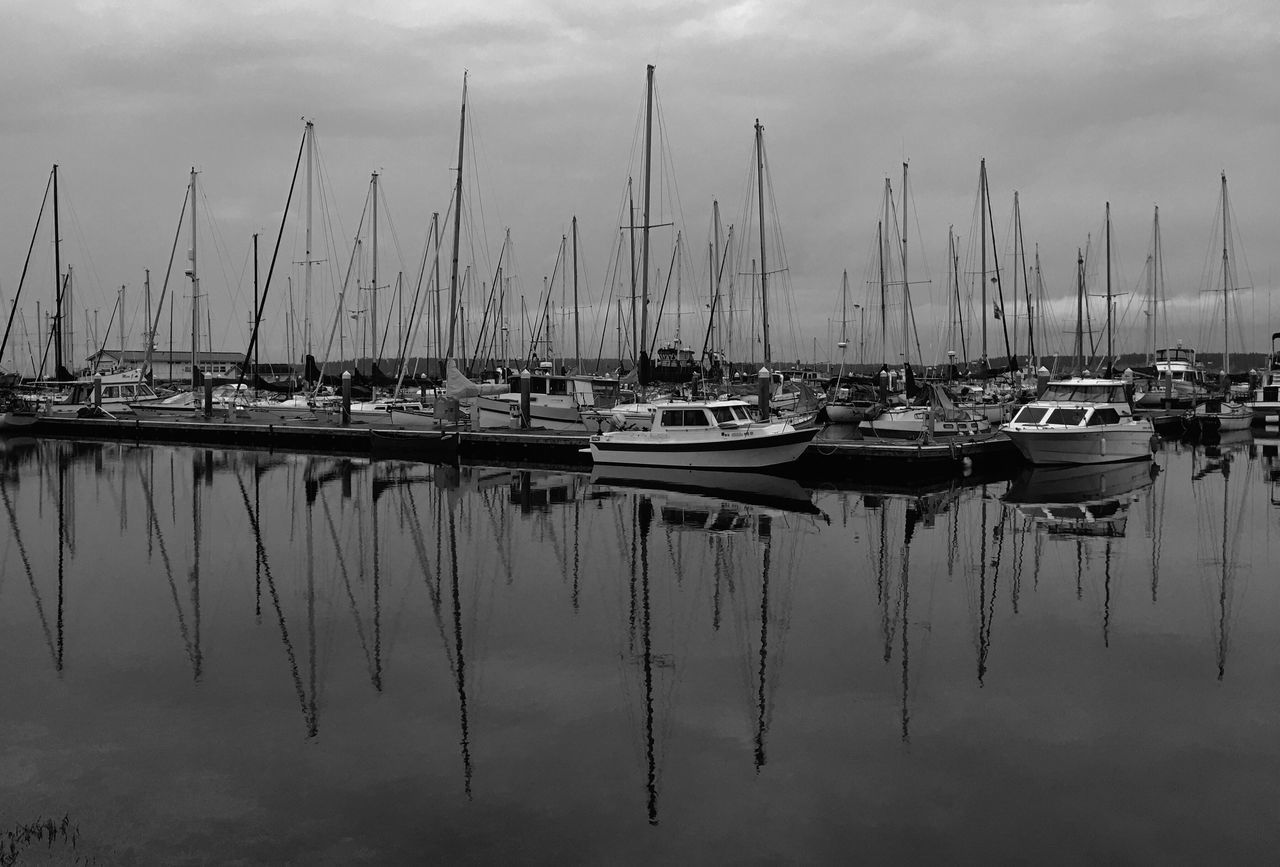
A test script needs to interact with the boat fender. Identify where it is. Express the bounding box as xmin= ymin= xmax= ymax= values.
xmin=1100 ymin=436 xmax=1107 ymax=456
